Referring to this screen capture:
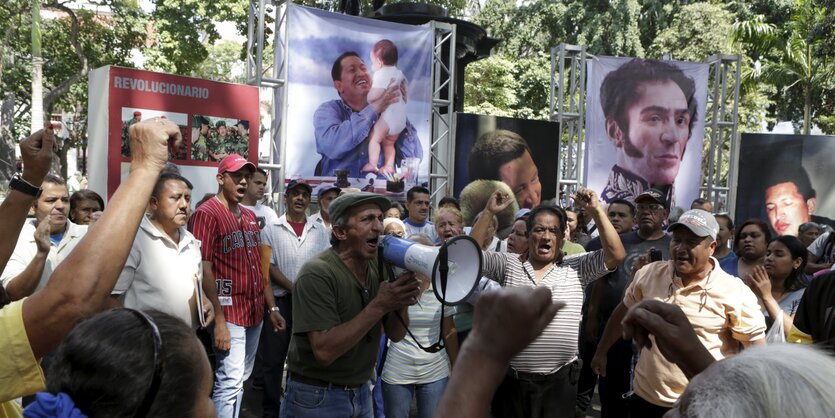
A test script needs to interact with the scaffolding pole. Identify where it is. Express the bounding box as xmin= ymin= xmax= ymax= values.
xmin=246 ymin=0 xmax=289 ymax=211
xmin=551 ymin=44 xmax=587 ymax=204
xmin=703 ymin=54 xmax=741 ymax=213
xmin=428 ymin=21 xmax=456 ymax=208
